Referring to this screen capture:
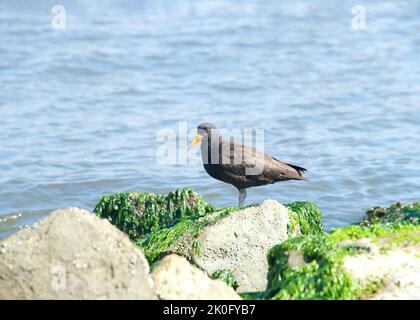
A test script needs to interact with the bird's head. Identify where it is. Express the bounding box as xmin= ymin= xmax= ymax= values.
xmin=188 ymin=122 xmax=217 ymax=149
